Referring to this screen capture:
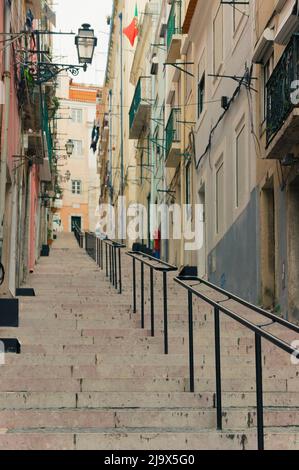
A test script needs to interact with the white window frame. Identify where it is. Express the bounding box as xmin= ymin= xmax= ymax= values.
xmin=71 ymin=108 xmax=83 ymax=123
xmin=72 ymin=139 xmax=83 ymax=157
xmin=72 ymin=180 xmax=82 ymax=195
